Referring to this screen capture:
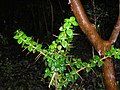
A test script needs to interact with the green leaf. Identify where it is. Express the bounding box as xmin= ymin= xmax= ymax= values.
xmin=71 ymin=21 xmax=78 ymax=26
xmin=57 ymin=45 xmax=62 ymax=50
xmin=13 ymin=35 xmax=20 ymax=39
xmin=59 ymin=26 xmax=64 ymax=31
xmin=93 ymin=55 xmax=100 ymax=61
xmin=54 ymin=54 xmax=60 ymax=59
xmin=22 ymin=34 xmax=27 ymax=40
xmin=82 ymin=62 xmax=88 ymax=67
xmin=114 ymin=53 xmax=120 ymax=59
xmin=17 ymin=30 xmax=24 ymax=37
xmin=70 ymin=16 xmax=75 ymax=22
xmin=64 ymin=18 xmax=70 ymax=23
xmin=44 ymin=68 xmax=51 ymax=78
xmin=66 ymin=29 xmax=73 ymax=37
xmin=74 ymin=74 xmax=79 ymax=80
xmin=61 ymin=41 xmax=68 ymax=48
xmin=30 ymin=40 xmax=37 ymax=46
xmin=28 ymin=45 xmax=33 ymax=52
xmin=90 ymin=60 xmax=96 ymax=68
xmin=21 ymin=42 xmax=26 ymax=47
xmin=36 ymin=44 xmax=42 ymax=52
xmin=17 ymin=37 xmax=23 ymax=44
xmin=105 ymin=51 xmax=112 ymax=57
xmin=63 ymin=22 xmax=71 ymax=30
xmin=75 ymin=60 xmax=83 ymax=69
xmin=86 ymin=66 xmax=91 ymax=73
xmin=58 ymin=32 xmax=67 ymax=40
xmin=25 ymin=37 xmax=32 ymax=44
xmin=49 ymin=44 xmax=56 ymax=50
xmin=97 ymin=60 xmax=103 ymax=67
